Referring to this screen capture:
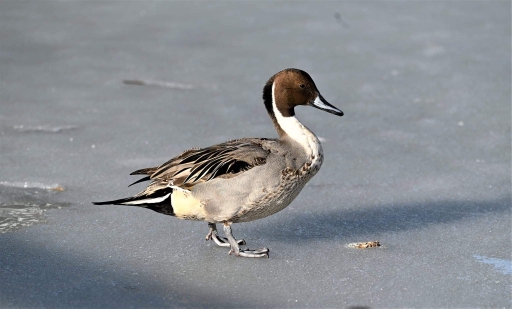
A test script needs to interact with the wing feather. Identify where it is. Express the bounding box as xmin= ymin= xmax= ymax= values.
xmin=138 ymin=139 xmax=272 ymax=190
